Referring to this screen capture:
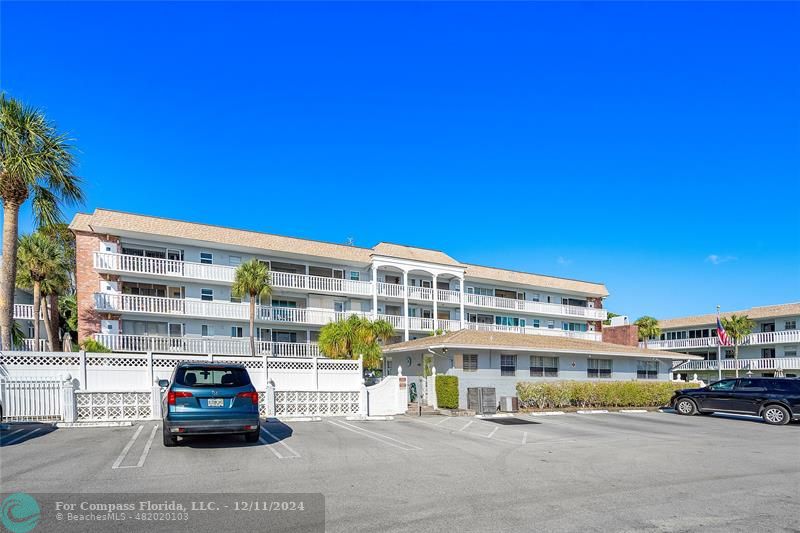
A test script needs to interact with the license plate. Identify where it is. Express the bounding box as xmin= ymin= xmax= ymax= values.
xmin=207 ymin=398 xmax=224 ymax=407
